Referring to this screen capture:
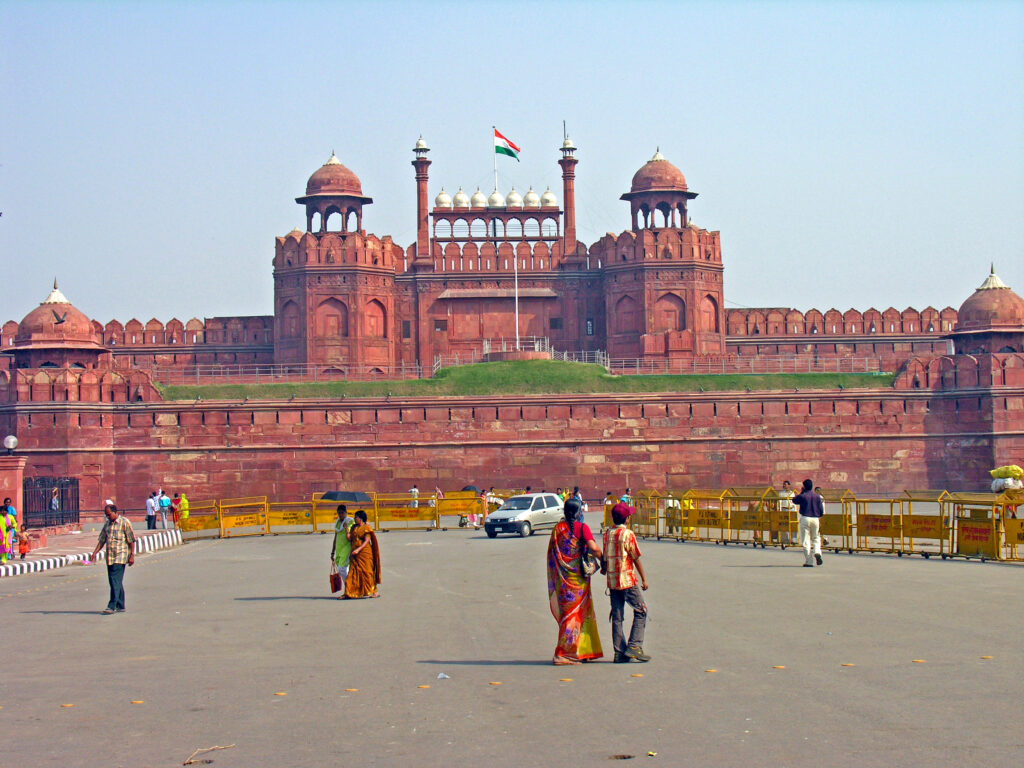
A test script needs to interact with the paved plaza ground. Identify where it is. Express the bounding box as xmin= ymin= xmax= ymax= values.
xmin=2 ymin=515 xmax=1022 ymax=768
